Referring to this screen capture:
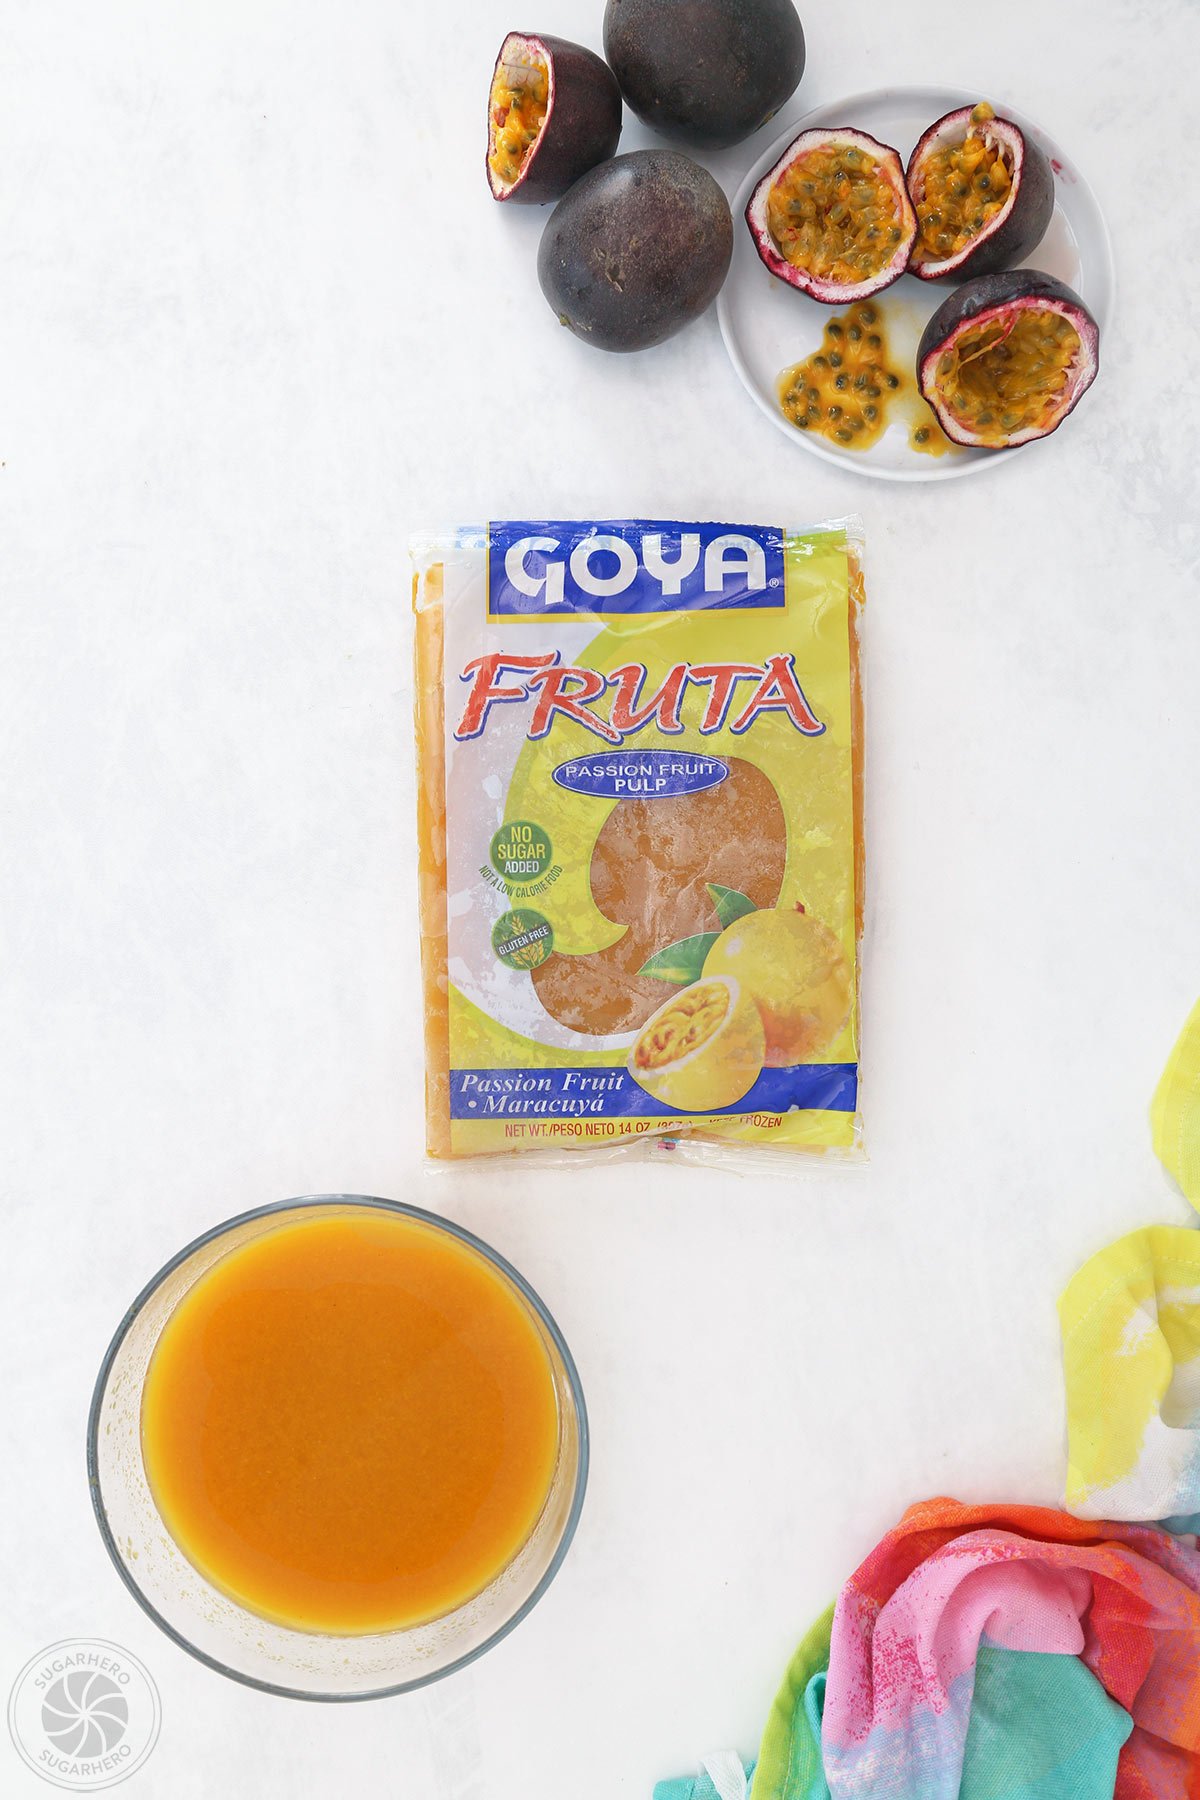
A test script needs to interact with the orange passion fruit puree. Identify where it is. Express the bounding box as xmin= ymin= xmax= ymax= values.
xmin=912 ymin=102 xmax=1011 ymax=265
xmin=489 ymin=53 xmax=549 ymax=184
xmin=141 ymin=1211 xmax=560 ymax=1634
xmin=935 ymin=306 xmax=1080 ymax=442
xmin=634 ymin=982 xmax=728 ymax=1072
xmin=767 ymin=143 xmax=903 ymax=283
